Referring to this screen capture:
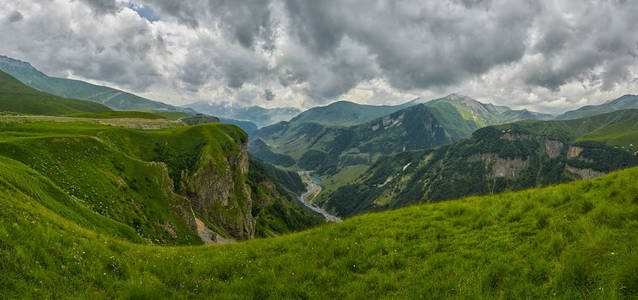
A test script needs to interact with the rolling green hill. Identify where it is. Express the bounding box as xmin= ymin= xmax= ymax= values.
xmin=556 ymin=94 xmax=638 ymax=120
xmin=0 ymin=70 xmax=112 ymax=115
xmin=0 ymin=55 xmax=195 ymax=113
xmin=319 ymin=110 xmax=638 ymax=217
xmin=1 ymin=148 xmax=638 ymax=298
xmin=0 ymin=117 xmax=321 ymax=244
